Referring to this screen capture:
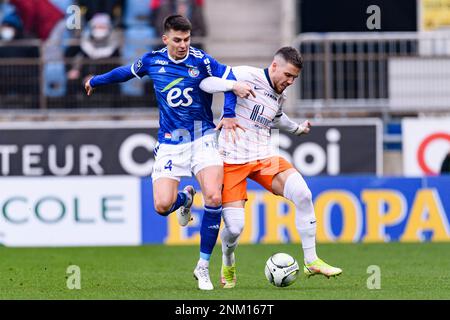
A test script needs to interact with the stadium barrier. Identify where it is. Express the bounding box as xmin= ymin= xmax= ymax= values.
xmin=1 ymin=175 xmax=449 ymax=246
xmin=0 ymin=120 xmax=381 ymax=176
xmin=0 ymin=176 xmax=141 ymax=246
xmin=291 ymin=31 xmax=450 ymax=115
xmin=0 ymin=120 xmax=447 ymax=246
xmin=2 ymin=32 xmax=450 ymax=116
xmin=0 ymin=37 xmax=199 ymax=111
xmin=142 ymin=176 xmax=450 ymax=245
xmin=402 ymin=117 xmax=450 ymax=176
